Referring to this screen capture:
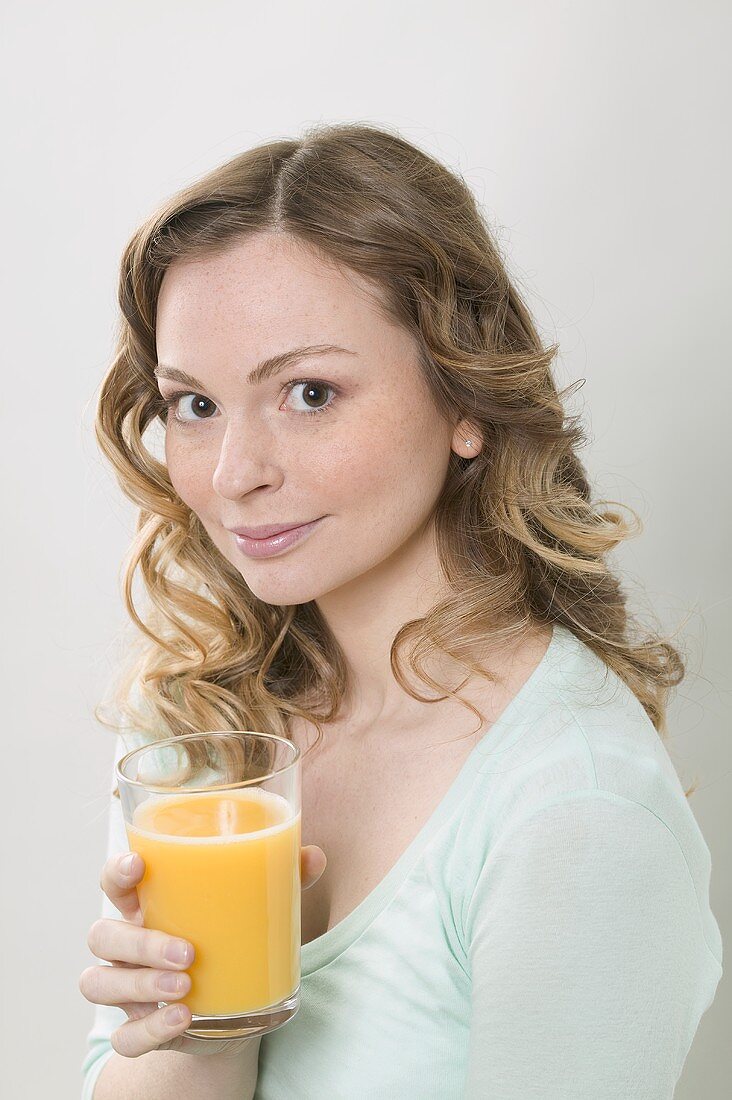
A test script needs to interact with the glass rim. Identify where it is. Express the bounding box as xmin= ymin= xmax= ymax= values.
xmin=115 ymin=729 xmax=300 ymax=795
